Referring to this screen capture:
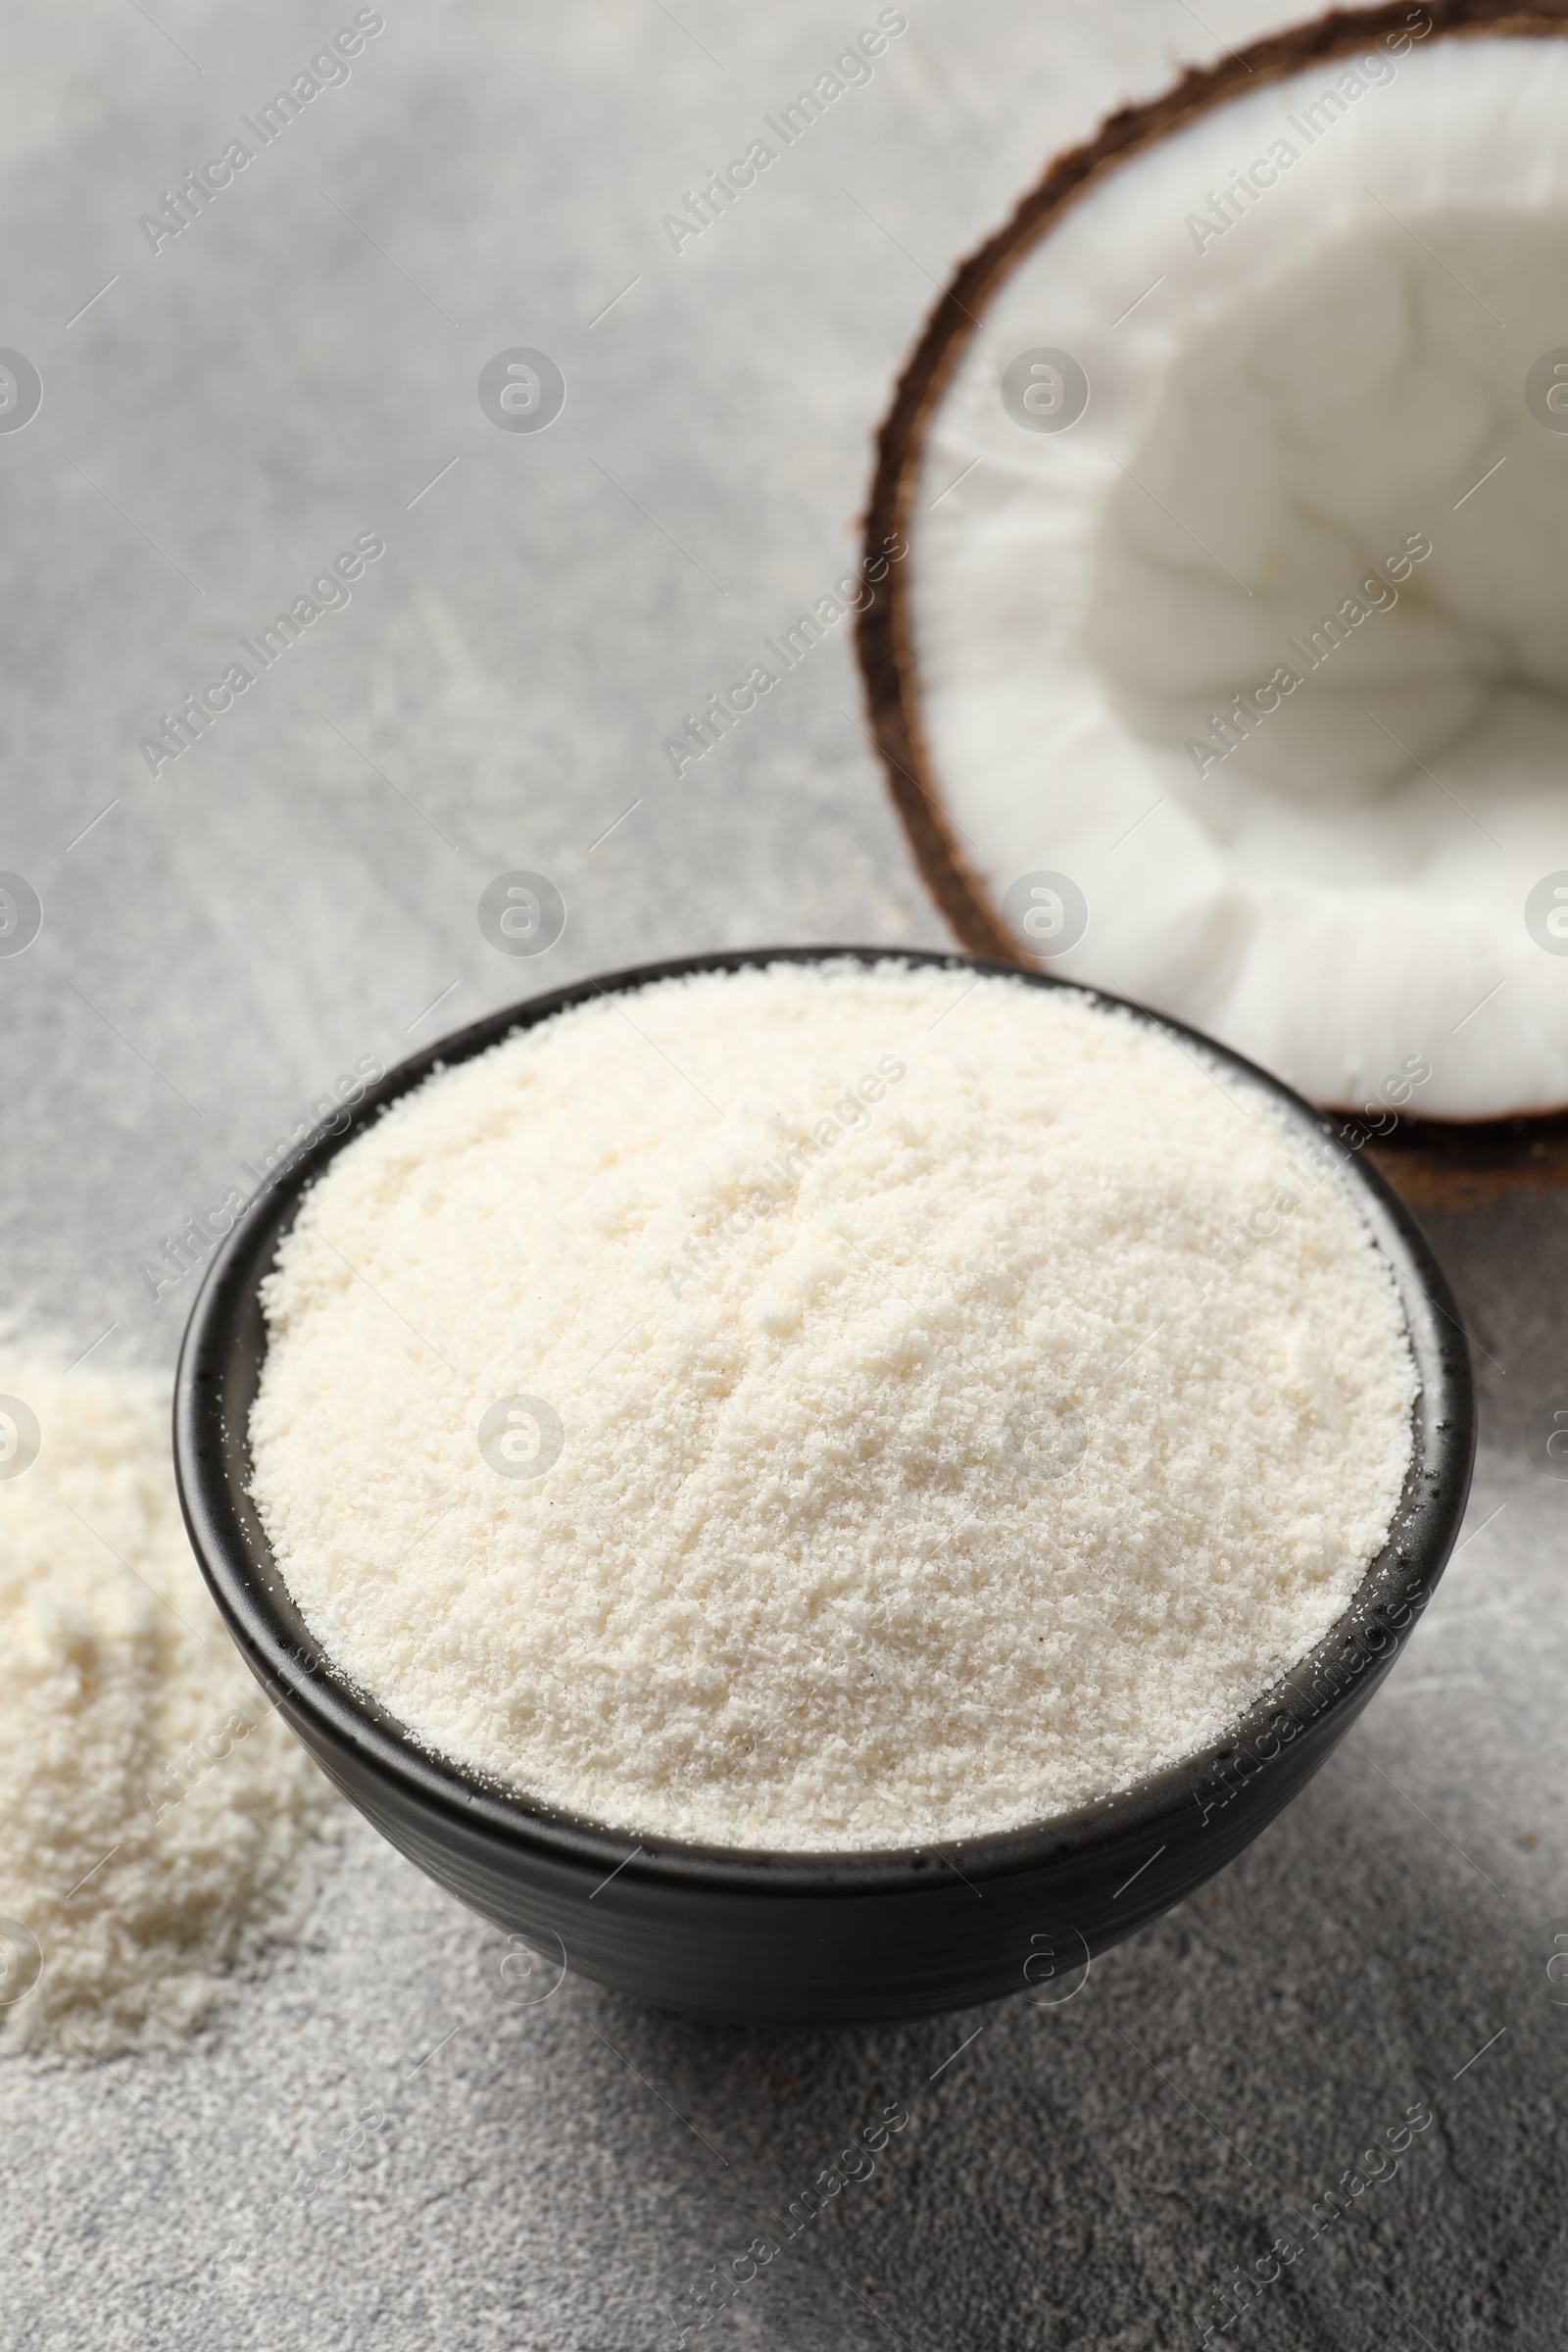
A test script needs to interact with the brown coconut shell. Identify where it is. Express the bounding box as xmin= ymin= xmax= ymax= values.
xmin=857 ymin=0 xmax=1568 ymax=1212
